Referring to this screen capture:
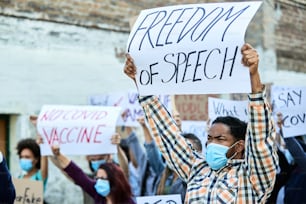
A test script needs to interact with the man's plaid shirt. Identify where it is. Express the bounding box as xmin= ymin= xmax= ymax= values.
xmin=139 ymin=90 xmax=278 ymax=204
